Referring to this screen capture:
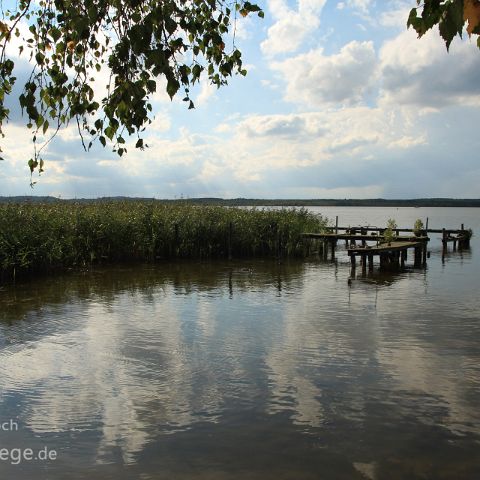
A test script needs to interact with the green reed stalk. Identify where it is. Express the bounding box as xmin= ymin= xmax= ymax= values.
xmin=0 ymin=201 xmax=327 ymax=280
